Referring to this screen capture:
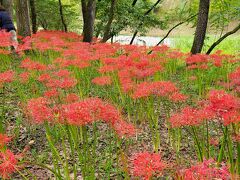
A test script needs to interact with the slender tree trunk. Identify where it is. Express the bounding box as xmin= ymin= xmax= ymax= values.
xmin=16 ymin=0 xmax=31 ymax=37
xmin=206 ymin=23 xmax=240 ymax=55
xmin=58 ymin=0 xmax=68 ymax=32
xmin=1 ymin=0 xmax=13 ymax=18
xmin=191 ymin=0 xmax=210 ymax=54
xmin=29 ymin=0 xmax=37 ymax=34
xmin=81 ymin=0 xmax=96 ymax=42
xmin=132 ymin=0 xmax=138 ymax=6
xmin=130 ymin=0 xmax=162 ymax=44
xmin=101 ymin=0 xmax=116 ymax=42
